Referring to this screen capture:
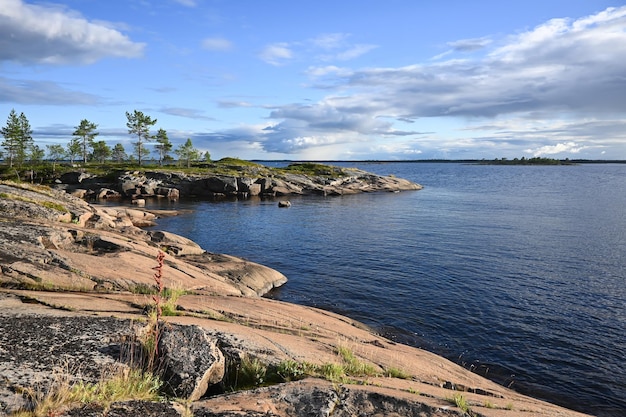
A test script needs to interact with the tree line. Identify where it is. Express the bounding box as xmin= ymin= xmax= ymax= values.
xmin=0 ymin=109 xmax=209 ymax=169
